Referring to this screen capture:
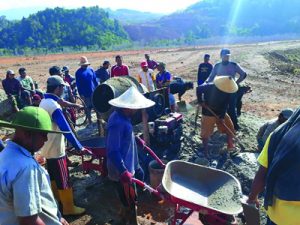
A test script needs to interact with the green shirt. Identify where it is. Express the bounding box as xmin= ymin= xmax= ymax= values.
xmin=18 ymin=76 xmax=34 ymax=90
